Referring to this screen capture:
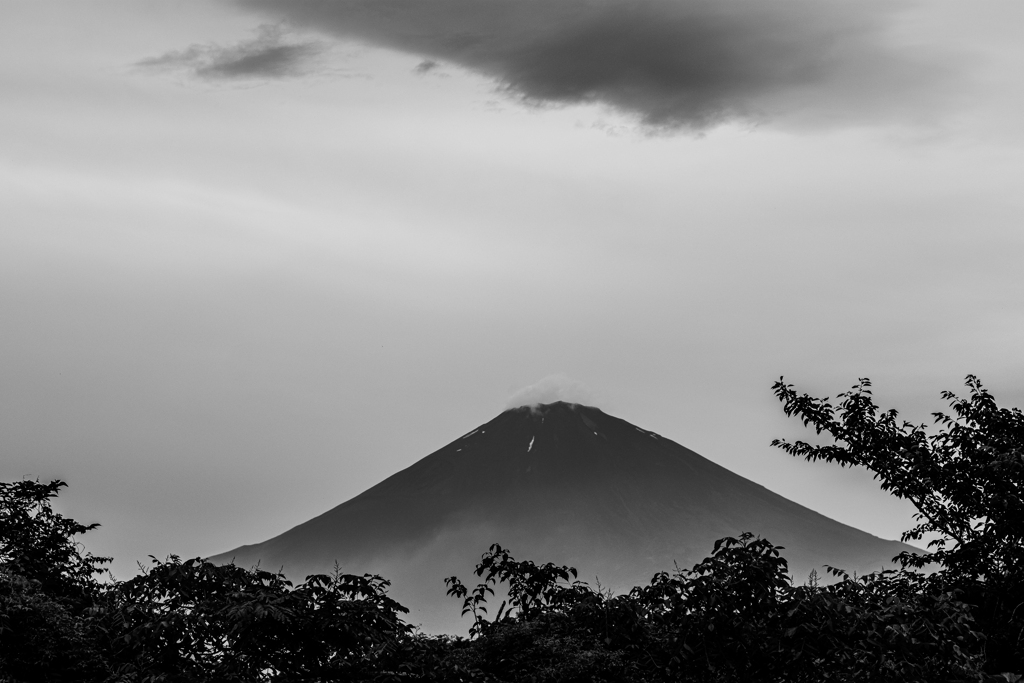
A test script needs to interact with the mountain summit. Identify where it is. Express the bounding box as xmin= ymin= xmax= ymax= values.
xmin=212 ymin=402 xmax=916 ymax=633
